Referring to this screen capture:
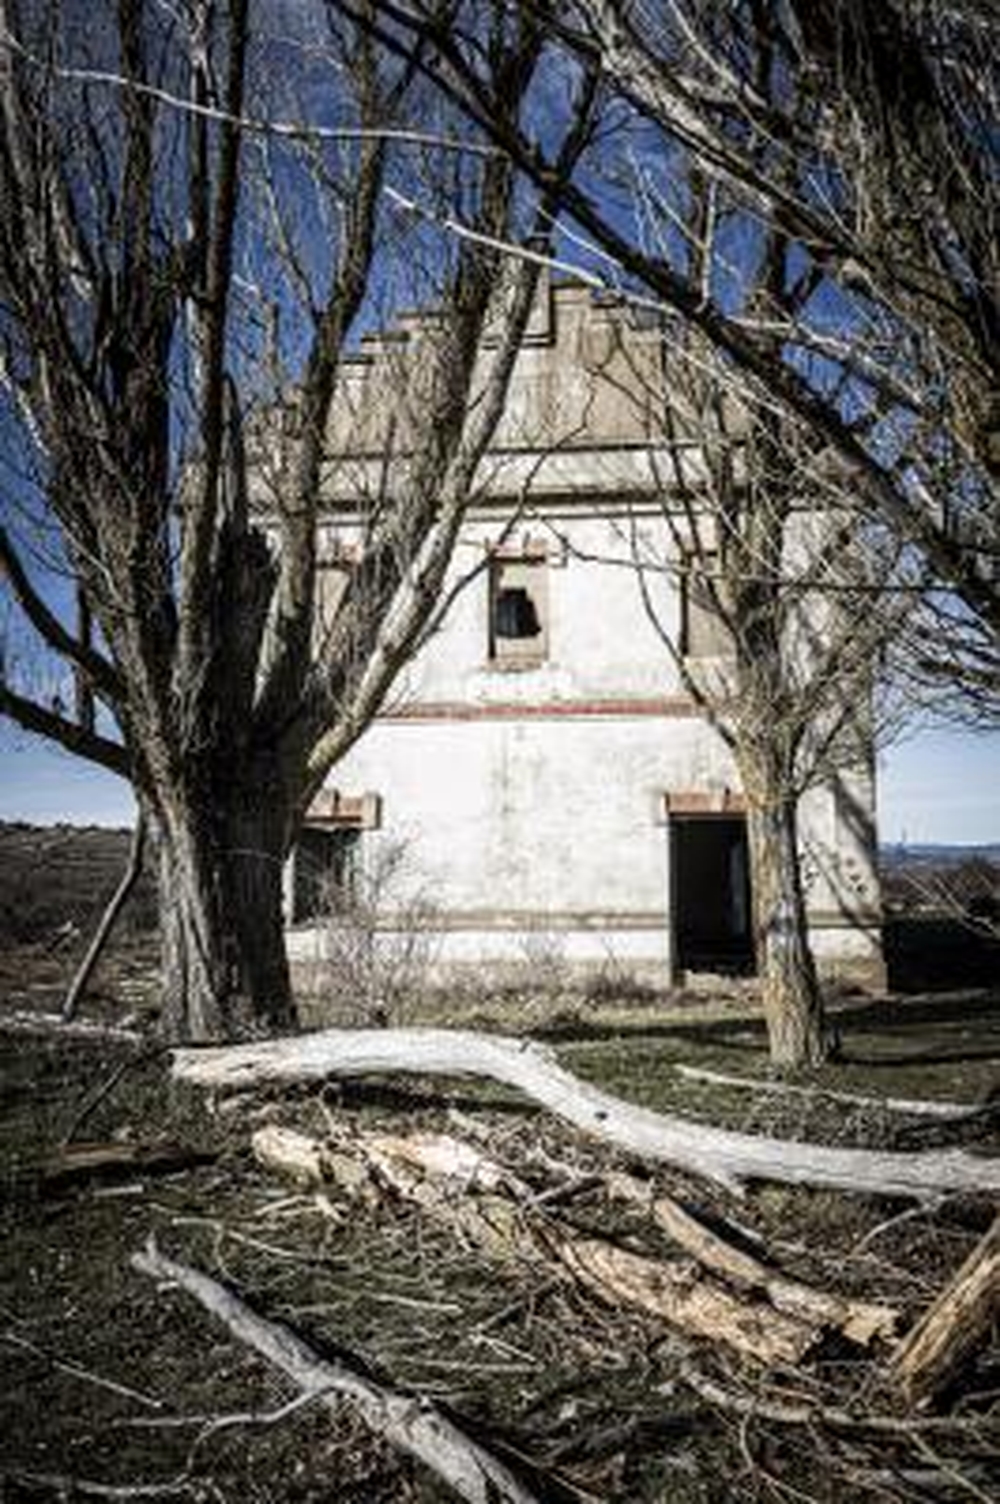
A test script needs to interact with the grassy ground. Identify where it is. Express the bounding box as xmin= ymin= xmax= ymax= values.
xmin=1 ymin=827 xmax=998 ymax=1502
